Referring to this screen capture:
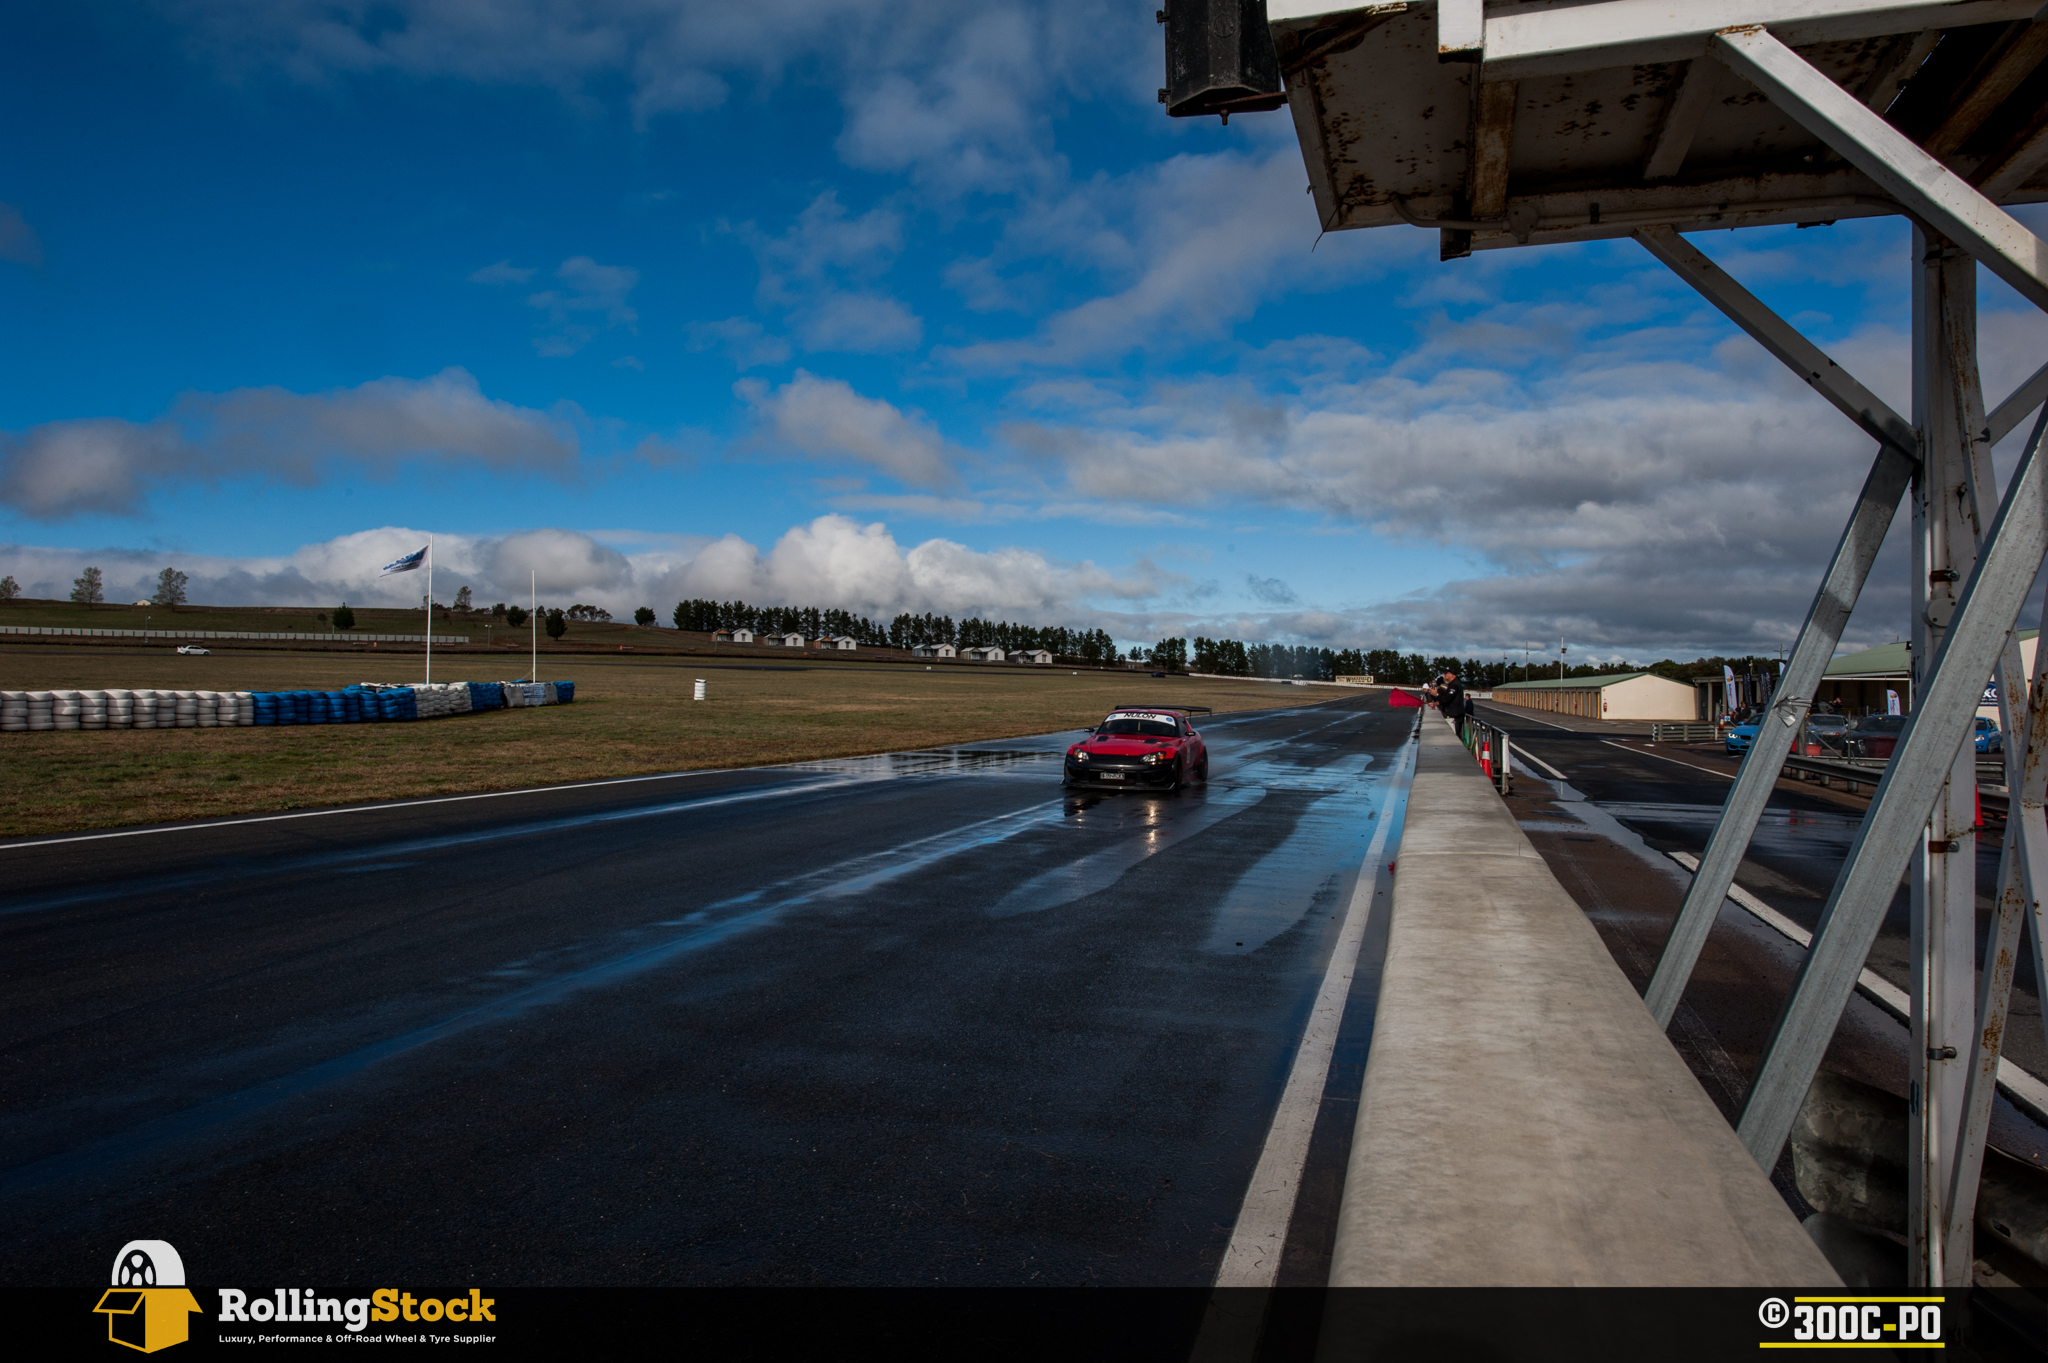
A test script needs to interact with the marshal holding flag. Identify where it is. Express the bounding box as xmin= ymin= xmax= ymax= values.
xmin=379 ymin=539 xmax=435 ymax=682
